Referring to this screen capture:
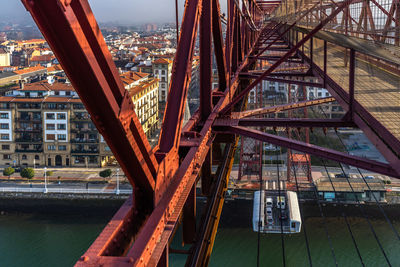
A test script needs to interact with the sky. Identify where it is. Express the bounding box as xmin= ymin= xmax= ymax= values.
xmin=0 ymin=0 xmax=227 ymax=25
